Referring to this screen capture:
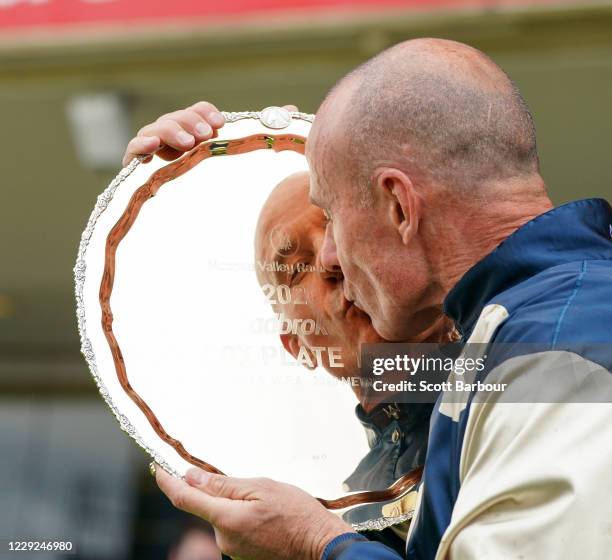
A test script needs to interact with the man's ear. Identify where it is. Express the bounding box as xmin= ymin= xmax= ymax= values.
xmin=375 ymin=168 xmax=420 ymax=245
xmin=279 ymin=334 xmax=316 ymax=370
